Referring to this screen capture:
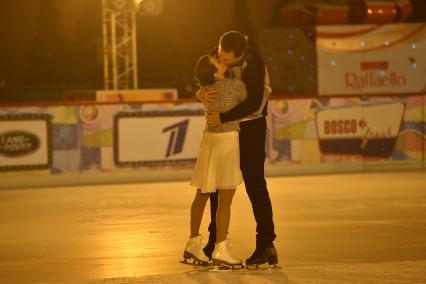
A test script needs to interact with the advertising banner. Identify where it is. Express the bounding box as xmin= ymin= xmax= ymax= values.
xmin=317 ymin=23 xmax=426 ymax=95
xmin=114 ymin=111 xmax=204 ymax=166
xmin=316 ymin=102 xmax=405 ymax=157
xmin=0 ymin=114 xmax=52 ymax=171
